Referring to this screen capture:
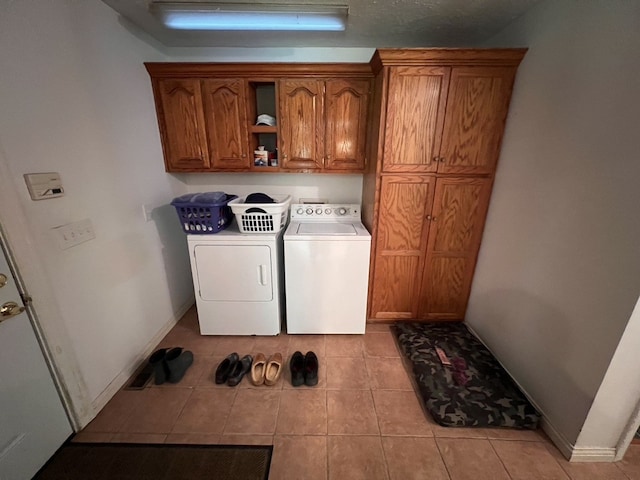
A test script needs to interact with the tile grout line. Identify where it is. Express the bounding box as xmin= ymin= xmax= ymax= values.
xmin=218 ymin=384 xmax=240 ymax=437
xmin=487 ymin=438 xmax=519 ymax=480
xmin=433 ymin=437 xmax=454 ymax=480
xmin=369 ymin=383 xmax=392 ymax=480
